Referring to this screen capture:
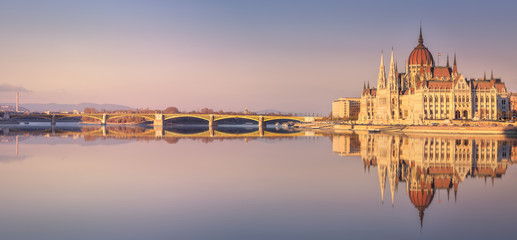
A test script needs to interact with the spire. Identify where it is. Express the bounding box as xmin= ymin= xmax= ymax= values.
xmin=392 ymin=190 xmax=395 ymax=207
xmin=388 ymin=48 xmax=397 ymax=89
xmin=453 ymin=53 xmax=457 ymax=74
xmin=367 ymin=81 xmax=370 ymax=89
xmin=446 ymin=54 xmax=450 ymax=67
xmin=378 ymin=166 xmax=387 ymax=205
xmin=491 ymin=70 xmax=494 ymax=80
xmin=378 ymin=51 xmax=386 ymax=89
xmin=454 ymin=182 xmax=458 ymax=203
xmin=484 ymin=71 xmax=487 ymax=81
xmin=418 ymin=23 xmax=423 ymax=45
xmin=419 ymin=208 xmax=425 ymax=230
xmin=395 ymin=62 xmax=399 ymax=87
xmin=363 ymin=82 xmax=366 ymax=90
